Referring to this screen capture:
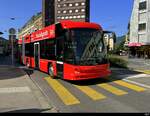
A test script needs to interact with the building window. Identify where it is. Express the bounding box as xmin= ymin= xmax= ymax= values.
xmin=65 ymin=16 xmax=69 ymax=19
xmin=81 ymin=2 xmax=85 ymax=6
xmin=73 ymin=16 xmax=77 ymax=19
xmin=69 ymin=10 xmax=73 ymax=13
xmin=81 ymin=9 xmax=85 ymax=12
xmin=69 ymin=16 xmax=73 ymax=19
xmin=75 ymin=9 xmax=79 ymax=13
xmin=75 ymin=3 xmax=79 ymax=6
xmin=139 ymin=1 xmax=147 ymax=10
xmin=138 ymin=23 xmax=146 ymax=31
xmin=58 ymin=11 xmax=61 ymax=14
xmin=63 ymin=4 xmax=67 ymax=7
xmin=69 ymin=4 xmax=73 ymax=7
xmin=63 ymin=10 xmax=67 ymax=14
xmin=58 ymin=4 xmax=61 ymax=7
xmin=57 ymin=16 xmax=61 ymax=19
xmin=81 ymin=15 xmax=85 ymax=18
xmin=77 ymin=15 xmax=81 ymax=19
